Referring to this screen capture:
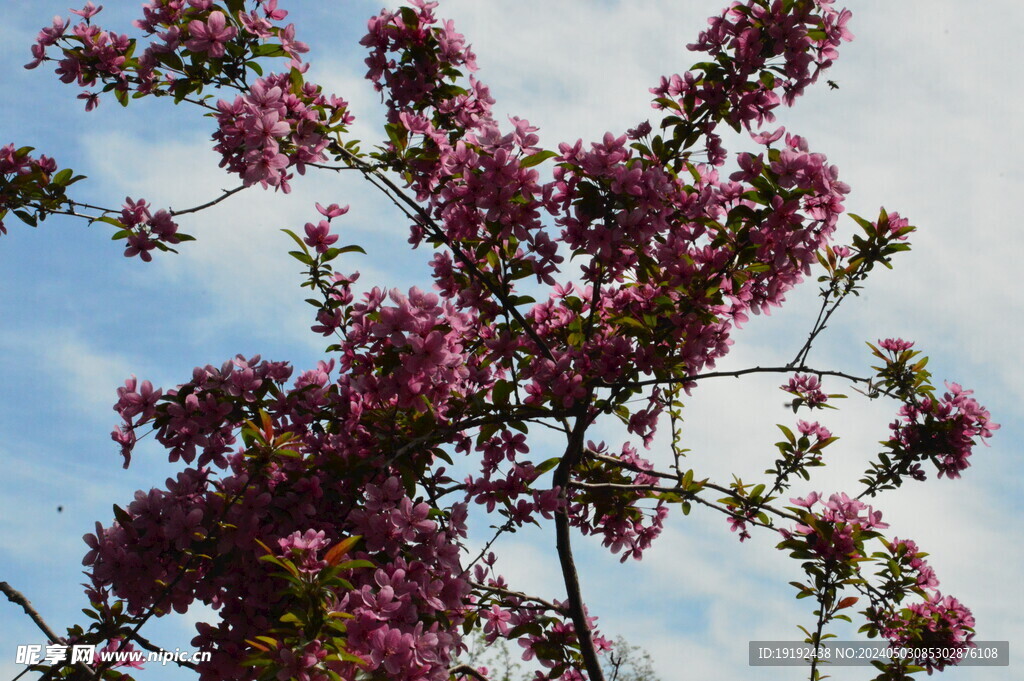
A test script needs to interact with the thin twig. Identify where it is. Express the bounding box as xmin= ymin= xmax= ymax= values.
xmin=126 ymin=630 xmax=198 ymax=671
xmin=449 ymin=663 xmax=491 ymax=681
xmin=460 ymin=519 xmax=515 ymax=579
xmin=568 ymin=480 xmax=792 ymax=528
xmin=581 ymin=452 xmax=802 ymax=523
xmin=1 ymin=581 xmax=98 ymax=680
xmin=469 ymin=581 xmax=566 ymax=615
xmin=600 ymin=364 xmax=871 ymax=390
xmin=808 ymin=567 xmax=836 ymax=681
xmin=169 ymin=184 xmax=247 ymax=217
